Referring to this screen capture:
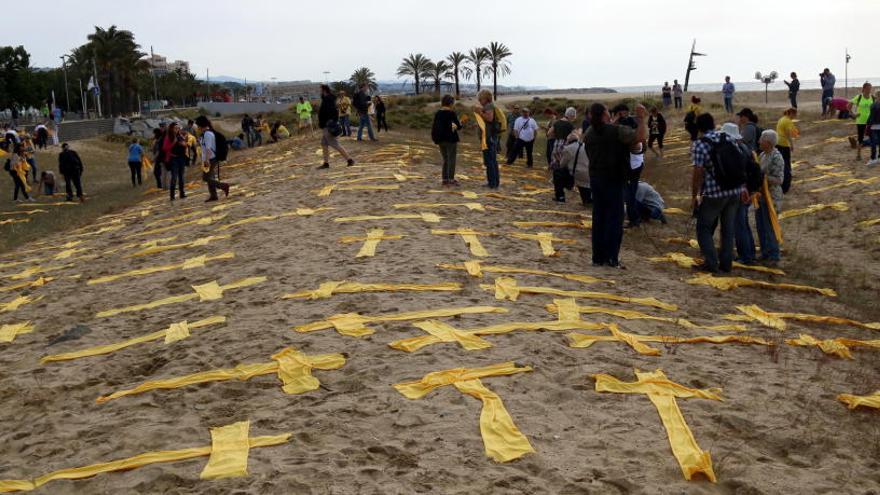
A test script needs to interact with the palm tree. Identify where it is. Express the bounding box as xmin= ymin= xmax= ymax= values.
xmin=86 ymin=25 xmax=144 ymax=115
xmin=446 ymin=52 xmax=472 ymax=98
xmin=484 ymin=42 xmax=512 ymax=100
xmin=465 ymin=47 xmax=489 ymax=92
xmin=425 ymin=61 xmax=452 ymax=94
xmin=397 ymin=53 xmax=432 ymax=95
xmin=349 ymin=67 xmax=377 ymax=92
